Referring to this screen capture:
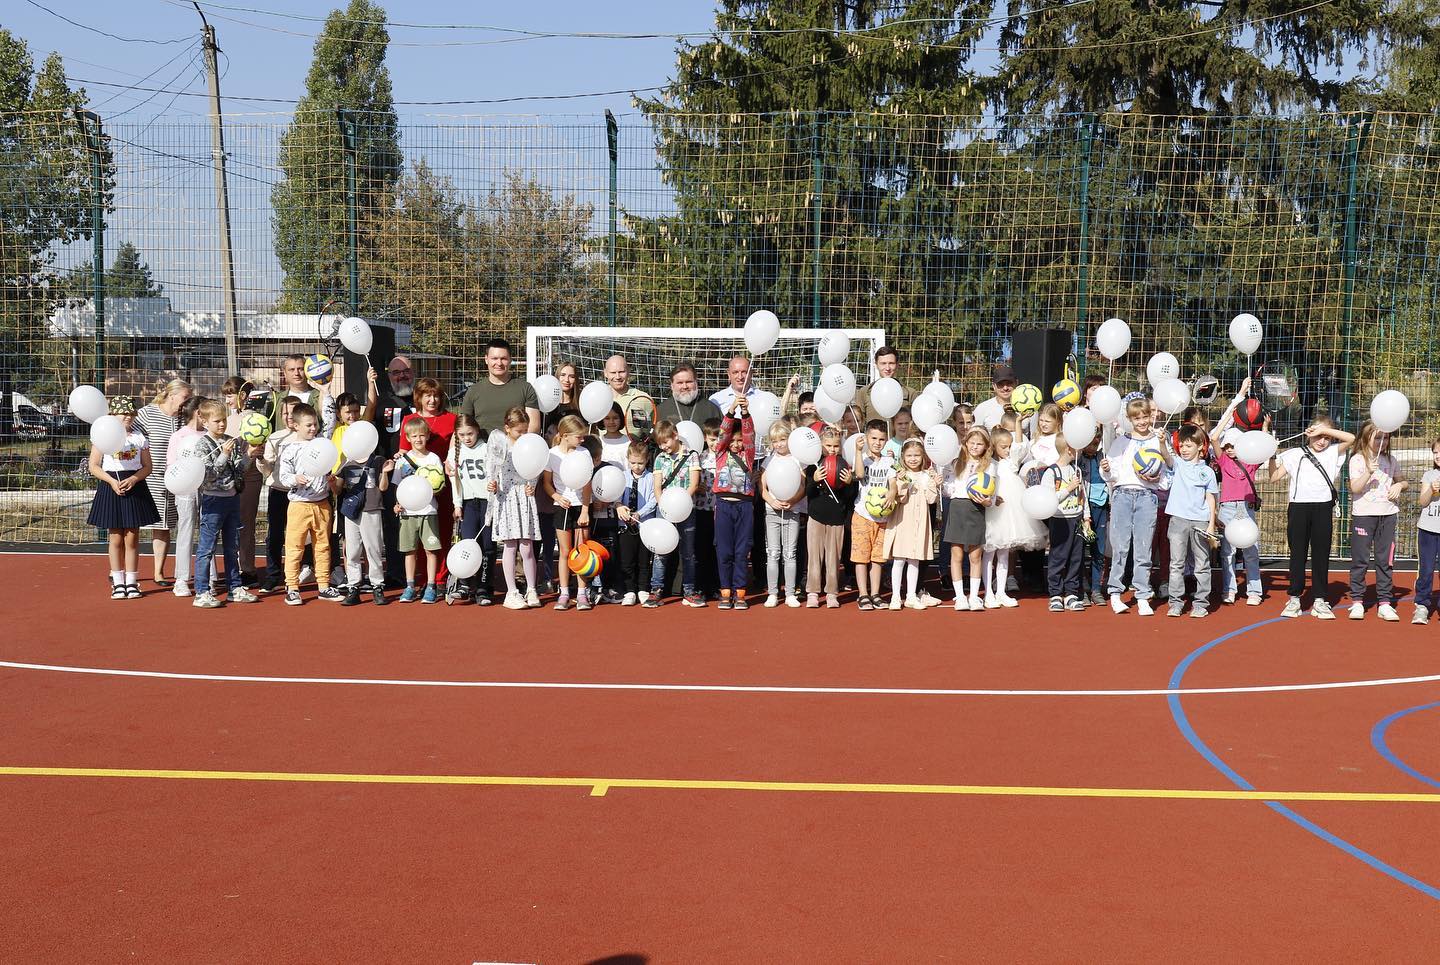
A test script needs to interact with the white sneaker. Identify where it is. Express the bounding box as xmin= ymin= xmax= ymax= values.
xmin=984 ymin=594 xmax=1001 ymax=610
xmin=1222 ymin=589 xmax=1236 ymax=605
xmin=1280 ymin=597 xmax=1302 ymax=618
xmin=919 ymin=591 xmax=942 ymax=608
xmin=1413 ymin=605 xmax=1429 ymax=625
xmin=968 ymin=595 xmax=985 ymax=611
xmin=1311 ymin=600 xmax=1336 ymax=620
xmin=1110 ymin=594 xmax=1129 ymax=614
xmin=502 ymin=590 xmax=526 ymax=610
xmin=889 ymin=595 xmax=903 ymax=610
xmin=191 ymin=591 xmax=222 ymax=609
xmin=786 ymin=594 xmax=802 ymax=608
xmin=621 ymin=592 xmax=637 ymax=606
xmin=904 ymin=595 xmax=926 ymax=610
xmin=1378 ymin=603 xmax=1399 ymax=623
xmin=524 ymin=589 xmax=542 ymax=608
xmin=954 ymin=595 xmax=971 ymax=611
xmin=172 ymin=580 xmax=192 ymax=598
xmin=999 ymin=594 xmax=1019 ymax=609
xmin=1136 ymin=599 xmax=1154 ymax=617
xmin=1247 ymin=593 xmax=1263 ymax=606
xmin=637 ymin=591 xmax=650 ymax=604
xmin=764 ymin=593 xmax=780 ymax=608
xmin=298 ymin=564 xmax=314 ymax=586
xmin=1349 ymin=603 xmax=1365 ymax=621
